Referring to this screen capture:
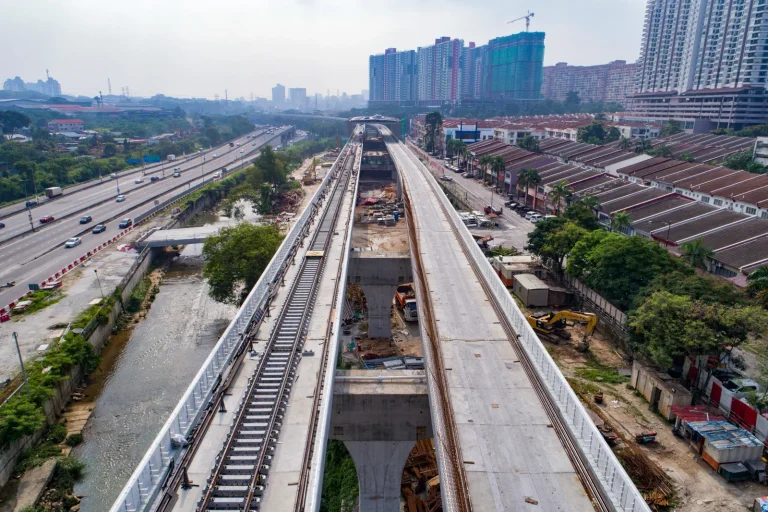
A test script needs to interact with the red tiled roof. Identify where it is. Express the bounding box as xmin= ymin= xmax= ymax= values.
xmin=49 ymin=119 xmax=83 ymax=123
